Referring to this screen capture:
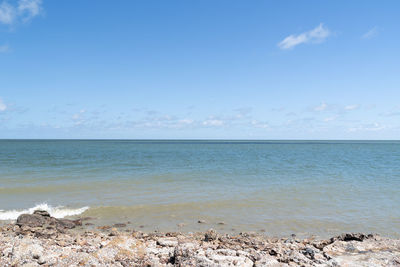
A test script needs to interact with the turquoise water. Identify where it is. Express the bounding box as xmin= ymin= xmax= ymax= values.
xmin=0 ymin=140 xmax=399 ymax=237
